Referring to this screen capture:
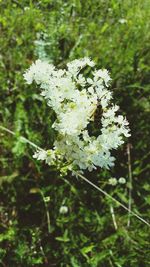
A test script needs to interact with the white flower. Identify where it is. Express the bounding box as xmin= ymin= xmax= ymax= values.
xmin=67 ymin=57 xmax=95 ymax=76
xmin=93 ymin=69 xmax=111 ymax=86
xmin=23 ymin=59 xmax=55 ymax=85
xmin=33 ymin=149 xmax=47 ymax=161
xmin=76 ymin=74 xmax=86 ymax=86
xmin=119 ymin=177 xmax=126 ymax=184
xmin=24 ymin=58 xmax=130 ymax=174
xmin=59 ymin=205 xmax=68 ymax=214
xmin=119 ymin=18 xmax=127 ymax=24
xmin=87 ymin=76 xmax=103 ymax=87
xmin=108 ymin=178 xmax=118 ymax=186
